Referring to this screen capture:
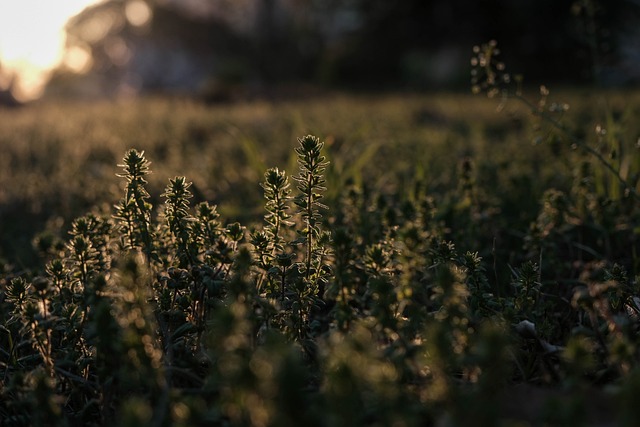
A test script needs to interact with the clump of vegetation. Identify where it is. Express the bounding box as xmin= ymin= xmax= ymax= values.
xmin=2 ymin=41 xmax=640 ymax=426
